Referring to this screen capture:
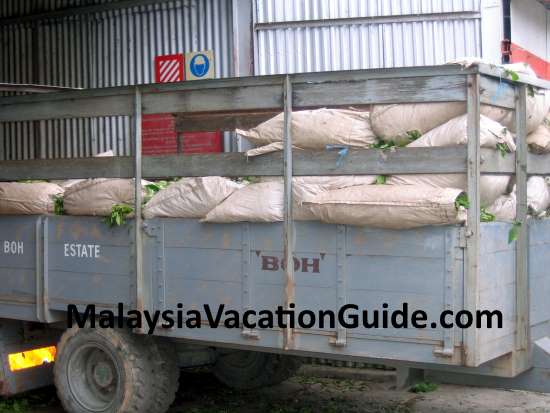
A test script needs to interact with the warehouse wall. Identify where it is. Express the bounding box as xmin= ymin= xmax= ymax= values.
xmin=254 ymin=0 xmax=483 ymax=75
xmin=510 ymin=0 xmax=550 ymax=79
xmin=0 ymin=0 xmax=233 ymax=160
